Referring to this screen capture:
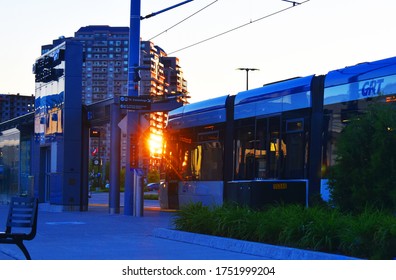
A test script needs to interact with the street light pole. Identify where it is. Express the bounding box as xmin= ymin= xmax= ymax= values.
xmin=236 ymin=68 xmax=260 ymax=90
